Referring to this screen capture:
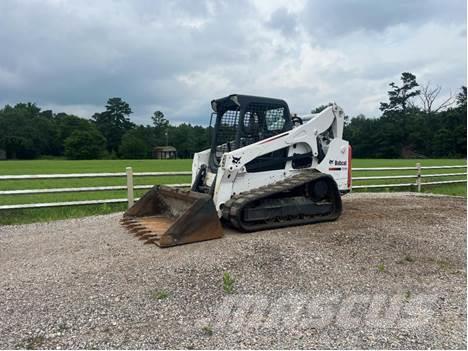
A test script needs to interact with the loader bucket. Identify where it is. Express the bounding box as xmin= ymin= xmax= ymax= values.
xmin=120 ymin=186 xmax=223 ymax=247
